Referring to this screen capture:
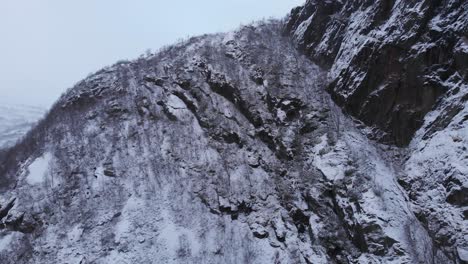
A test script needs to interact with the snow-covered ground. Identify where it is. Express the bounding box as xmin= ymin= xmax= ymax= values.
xmin=25 ymin=153 xmax=52 ymax=185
